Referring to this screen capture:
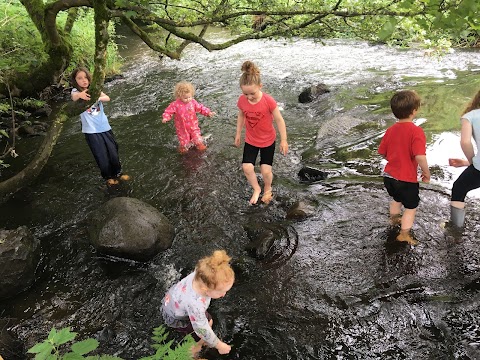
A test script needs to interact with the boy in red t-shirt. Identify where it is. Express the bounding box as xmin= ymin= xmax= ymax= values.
xmin=378 ymin=90 xmax=430 ymax=245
